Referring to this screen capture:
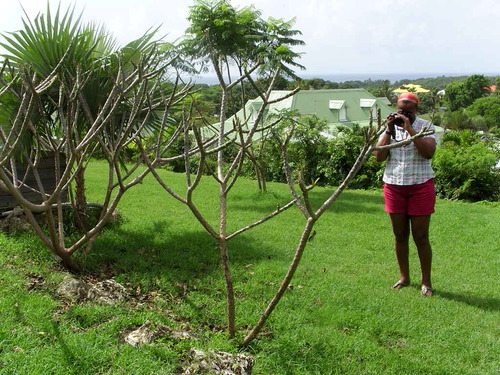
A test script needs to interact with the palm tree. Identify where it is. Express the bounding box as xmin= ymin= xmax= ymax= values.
xmin=0 ymin=4 xmax=168 ymax=229
xmin=0 ymin=4 xmax=186 ymax=269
